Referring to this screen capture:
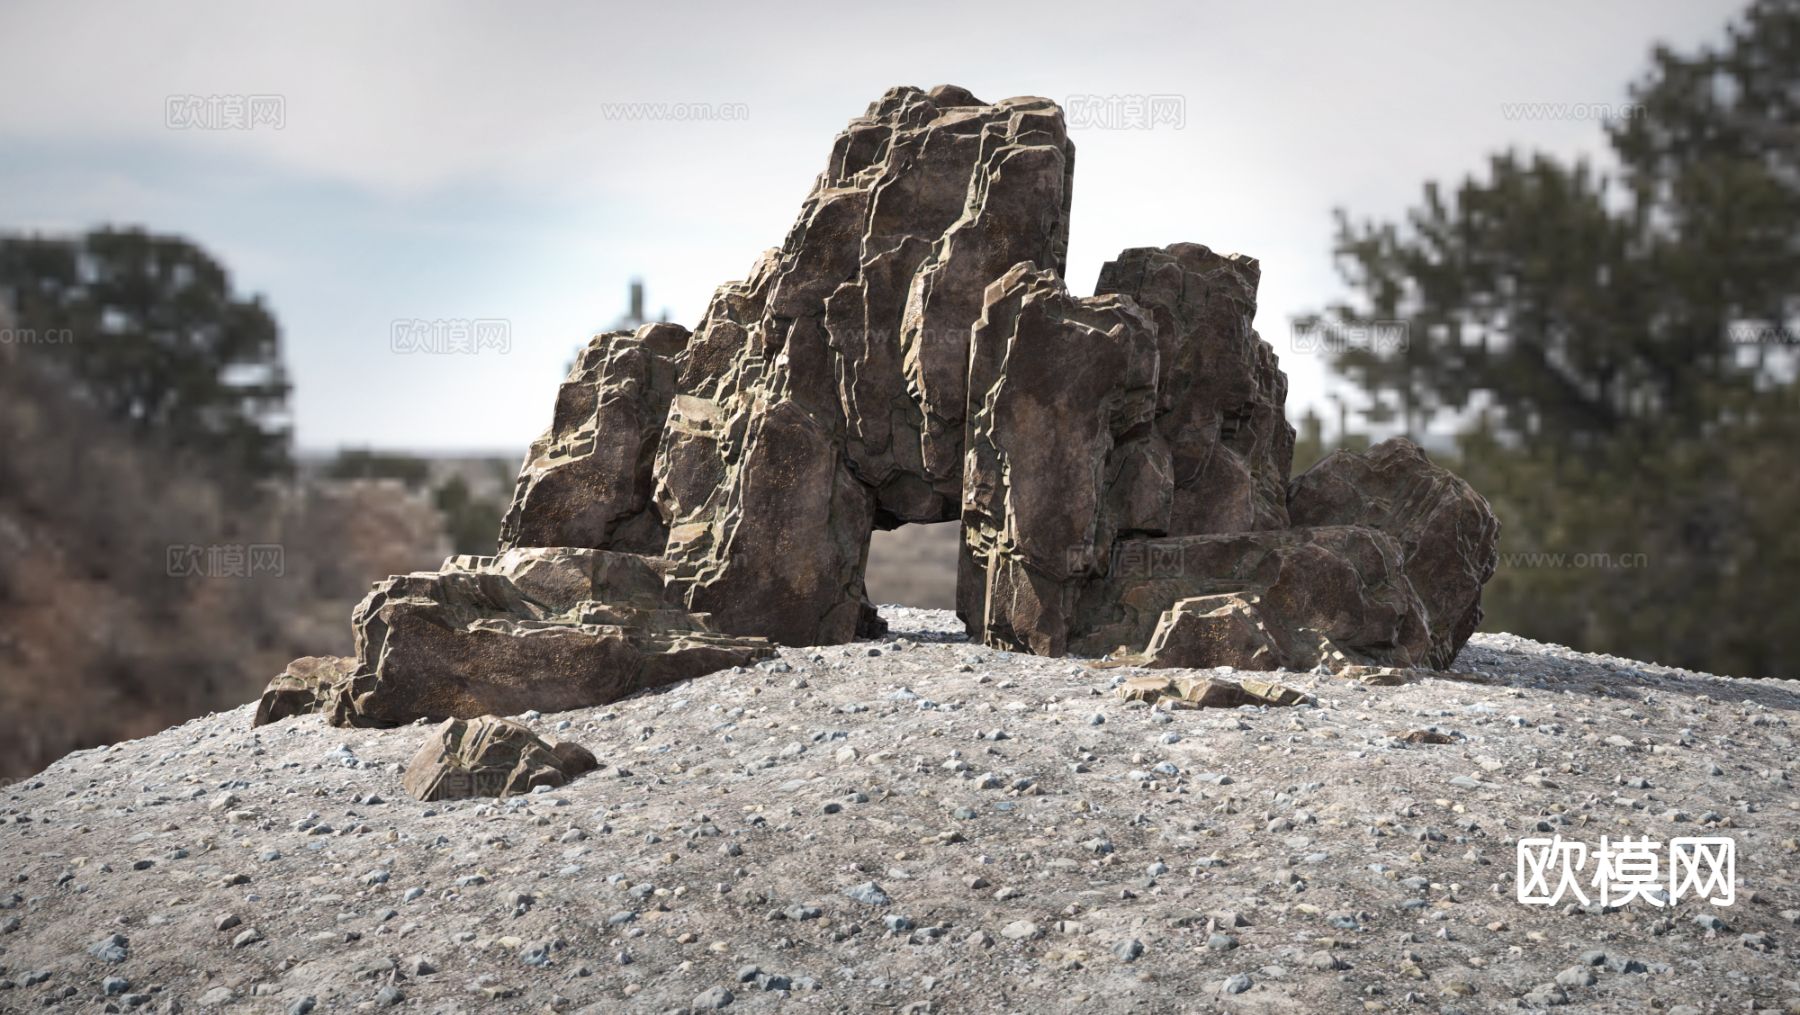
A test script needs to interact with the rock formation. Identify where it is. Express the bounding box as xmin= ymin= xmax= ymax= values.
xmin=1286 ymin=438 xmax=1500 ymax=668
xmin=258 ymin=84 xmax=1500 ymax=727
xmin=401 ymin=714 xmax=599 ymax=801
xmin=332 ymin=548 xmax=772 ymax=727
xmin=253 ymin=656 xmax=356 ymax=727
